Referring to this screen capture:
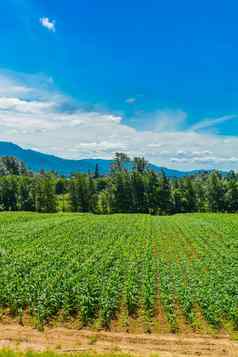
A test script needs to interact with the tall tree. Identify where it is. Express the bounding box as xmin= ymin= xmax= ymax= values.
xmin=133 ymin=157 xmax=148 ymax=173
xmin=225 ymin=171 xmax=238 ymax=212
xmin=1 ymin=157 xmax=27 ymax=175
xmin=112 ymin=171 xmax=133 ymax=212
xmin=18 ymin=176 xmax=34 ymax=211
xmin=156 ymin=171 xmax=173 ymax=215
xmin=182 ymin=177 xmax=197 ymax=212
xmin=207 ymin=171 xmax=225 ymax=212
xmin=147 ymin=171 xmax=160 ymax=214
xmin=131 ymin=172 xmax=148 ymax=213
xmin=94 ymin=164 xmax=100 ymax=179
xmin=0 ymin=176 xmax=19 ymax=211
xmin=33 ymin=174 xmax=57 ymax=213
xmin=111 ymin=152 xmax=130 ymax=173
